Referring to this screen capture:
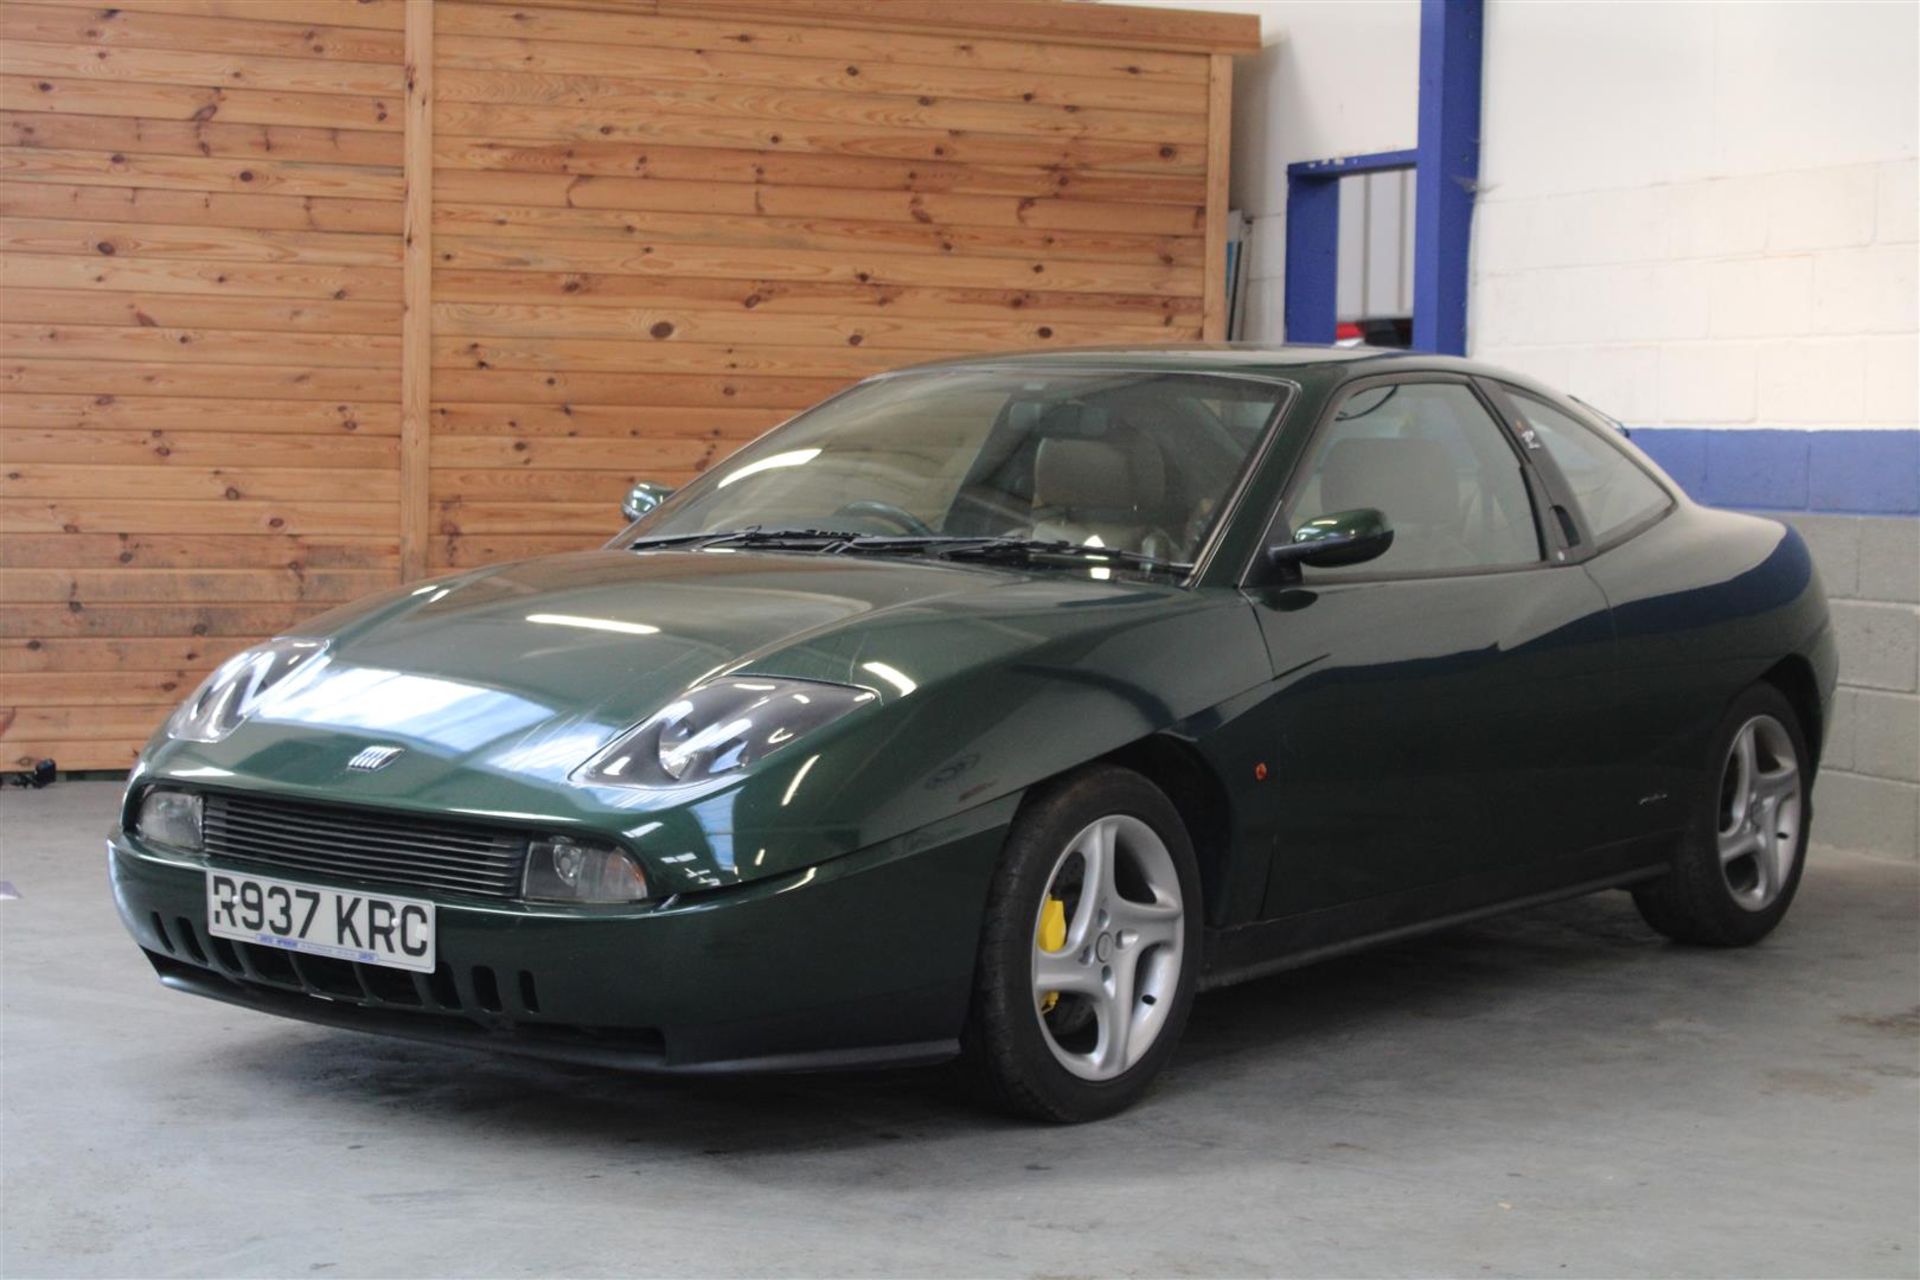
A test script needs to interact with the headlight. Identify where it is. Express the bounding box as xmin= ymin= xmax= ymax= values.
xmin=574 ymin=676 xmax=876 ymax=788
xmin=522 ymin=834 xmax=650 ymax=904
xmin=166 ymin=637 xmax=329 ymax=743
xmin=136 ymin=788 xmax=203 ymax=852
